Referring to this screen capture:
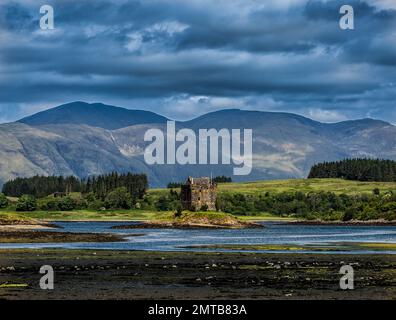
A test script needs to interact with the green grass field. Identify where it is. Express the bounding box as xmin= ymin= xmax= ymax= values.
xmin=218 ymin=178 xmax=396 ymax=195
xmin=149 ymin=178 xmax=396 ymax=197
